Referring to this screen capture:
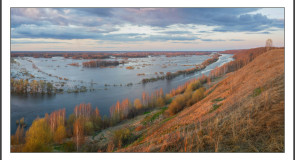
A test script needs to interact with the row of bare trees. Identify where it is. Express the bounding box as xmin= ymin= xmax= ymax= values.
xmin=11 ymin=78 xmax=55 ymax=94
xmin=82 ymin=60 xmax=120 ymax=68
xmin=210 ymin=40 xmax=276 ymax=79
xmin=109 ymin=88 xmax=165 ymax=125
xmin=11 ymin=51 xmax=212 ymax=59
xmin=12 ymin=104 xmax=103 ymax=152
xmin=12 ymin=42 xmax=278 ymax=152
xmin=142 ymin=54 xmax=220 ymax=83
